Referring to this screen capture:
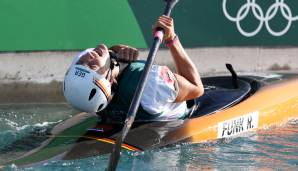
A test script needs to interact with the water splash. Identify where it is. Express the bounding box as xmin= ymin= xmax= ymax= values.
xmin=0 ymin=103 xmax=78 ymax=165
